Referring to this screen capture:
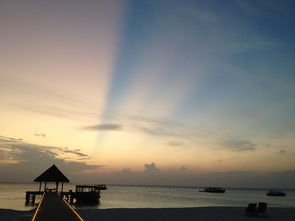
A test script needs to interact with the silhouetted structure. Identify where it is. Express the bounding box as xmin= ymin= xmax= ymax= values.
xmin=245 ymin=203 xmax=257 ymax=216
xmin=34 ymin=164 xmax=70 ymax=192
xmin=257 ymin=202 xmax=267 ymax=216
xmin=26 ymin=164 xmax=106 ymax=205
xmin=245 ymin=202 xmax=268 ymax=217
xmin=26 ymin=164 xmax=69 ymax=204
